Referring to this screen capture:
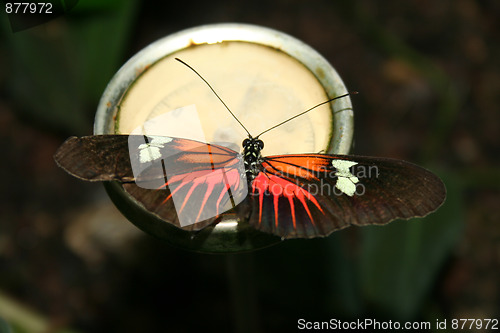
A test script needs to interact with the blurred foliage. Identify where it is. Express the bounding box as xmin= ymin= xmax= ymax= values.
xmin=0 ymin=316 xmax=13 ymax=333
xmin=1 ymin=0 xmax=498 ymax=332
